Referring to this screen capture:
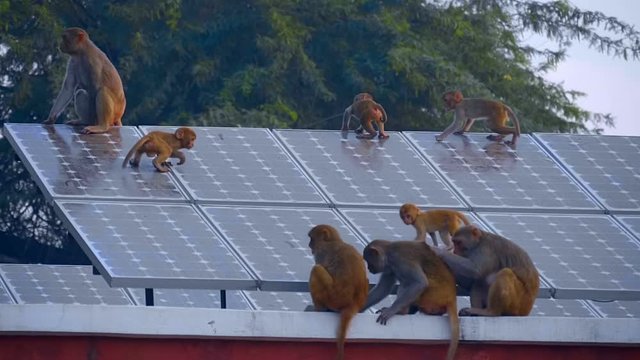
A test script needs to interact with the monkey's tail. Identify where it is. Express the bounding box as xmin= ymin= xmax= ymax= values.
xmin=121 ymin=136 xmax=149 ymax=168
xmin=505 ymin=106 xmax=521 ymax=136
xmin=445 ymin=304 xmax=460 ymax=360
xmin=336 ymin=307 xmax=358 ymax=360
